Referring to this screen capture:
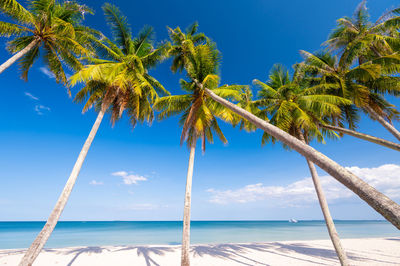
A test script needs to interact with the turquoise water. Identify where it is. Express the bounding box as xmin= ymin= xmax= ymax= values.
xmin=0 ymin=220 xmax=398 ymax=249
